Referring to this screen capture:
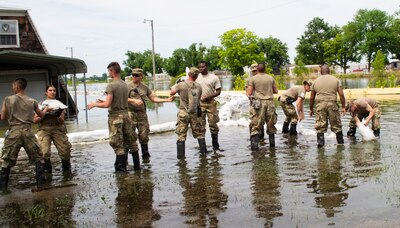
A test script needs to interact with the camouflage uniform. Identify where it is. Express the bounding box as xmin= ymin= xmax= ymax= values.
xmin=1 ymin=95 xmax=42 ymax=168
xmin=349 ymin=98 xmax=381 ymax=130
xmin=279 ymin=86 xmax=306 ymax=125
xmin=37 ymin=111 xmax=72 ymax=160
